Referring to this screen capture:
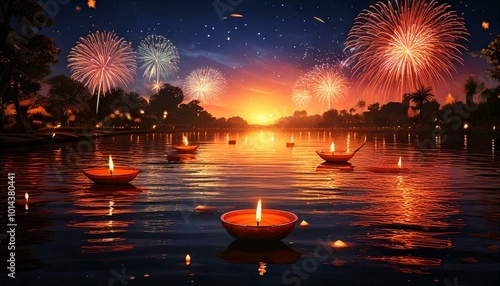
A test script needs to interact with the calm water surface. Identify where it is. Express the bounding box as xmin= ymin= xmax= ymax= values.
xmin=1 ymin=130 xmax=499 ymax=286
